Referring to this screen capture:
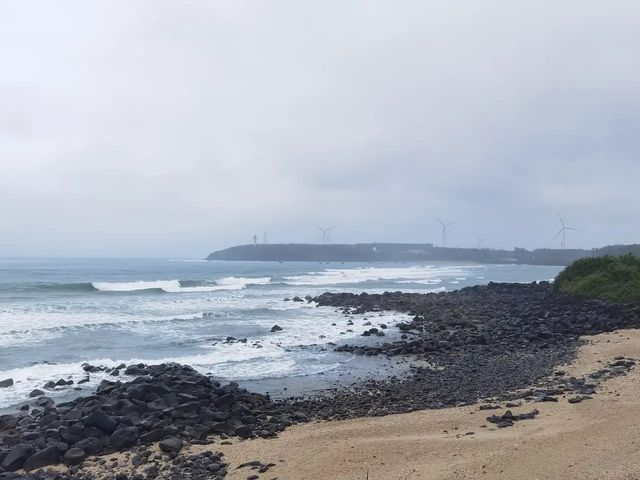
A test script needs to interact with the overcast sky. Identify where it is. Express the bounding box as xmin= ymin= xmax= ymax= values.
xmin=1 ymin=1 xmax=639 ymax=257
